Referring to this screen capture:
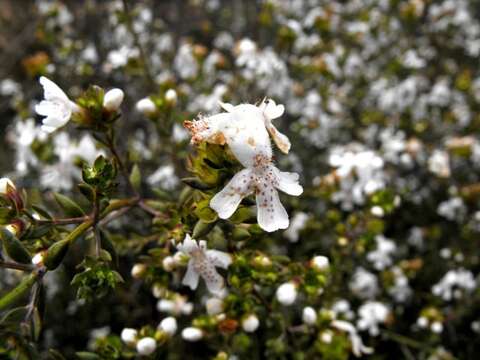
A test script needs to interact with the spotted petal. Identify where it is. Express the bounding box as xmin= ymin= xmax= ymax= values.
xmin=210 ymin=168 xmax=254 ymax=219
